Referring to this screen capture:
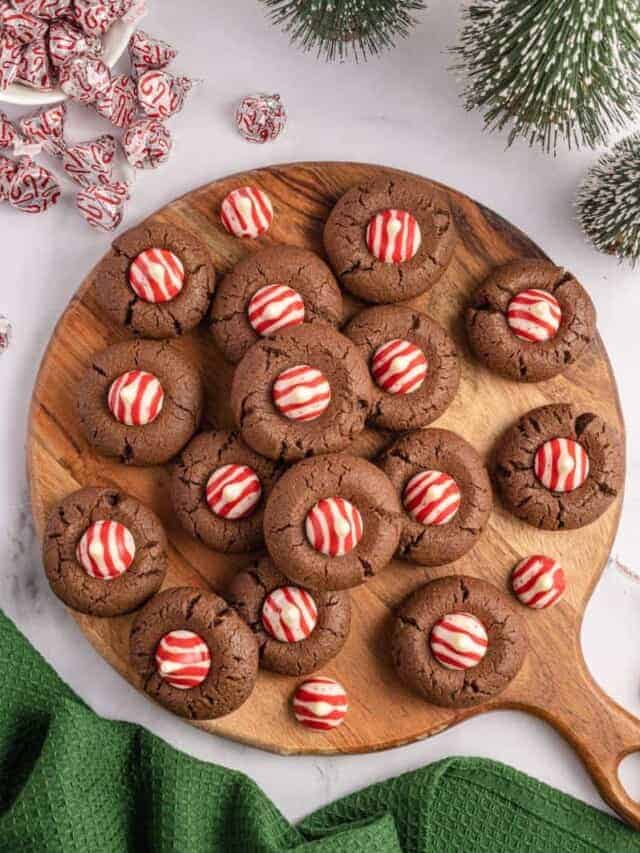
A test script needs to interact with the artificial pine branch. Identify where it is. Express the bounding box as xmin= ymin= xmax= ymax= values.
xmin=576 ymin=133 xmax=640 ymax=264
xmin=261 ymin=0 xmax=427 ymax=61
xmin=452 ymin=0 xmax=640 ymax=153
